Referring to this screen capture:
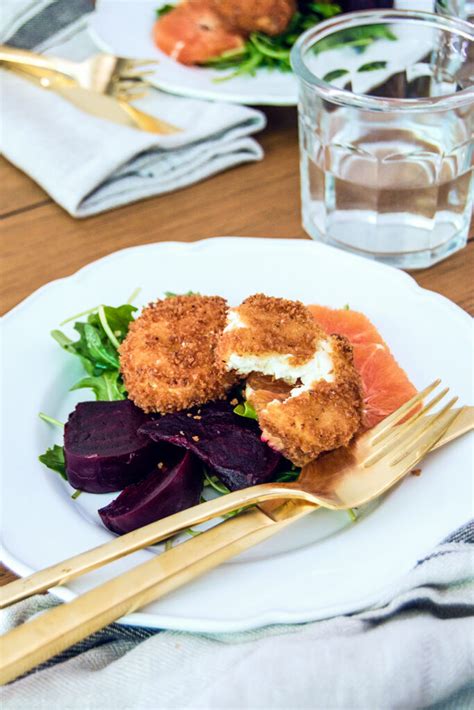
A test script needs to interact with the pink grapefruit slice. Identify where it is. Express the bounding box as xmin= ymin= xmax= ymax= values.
xmin=308 ymin=305 xmax=417 ymax=429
